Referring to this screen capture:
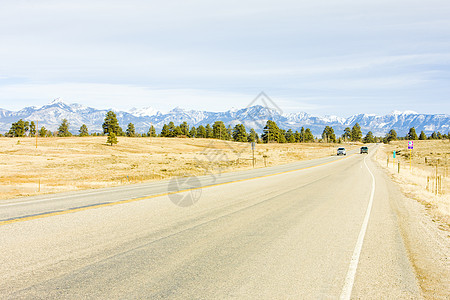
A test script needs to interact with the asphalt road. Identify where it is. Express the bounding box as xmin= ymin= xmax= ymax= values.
xmin=0 ymin=146 xmax=422 ymax=299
